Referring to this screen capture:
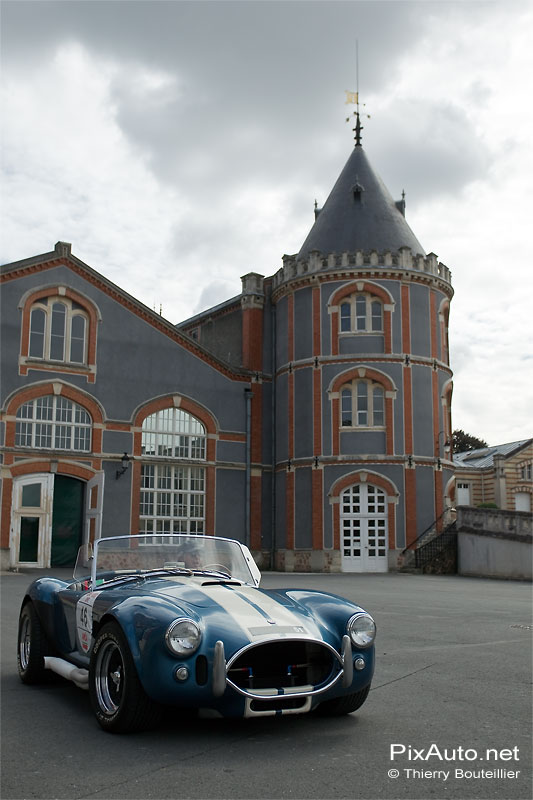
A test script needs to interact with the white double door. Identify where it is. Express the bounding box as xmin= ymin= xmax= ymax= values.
xmin=341 ymin=483 xmax=388 ymax=572
xmin=10 ymin=472 xmax=104 ymax=568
